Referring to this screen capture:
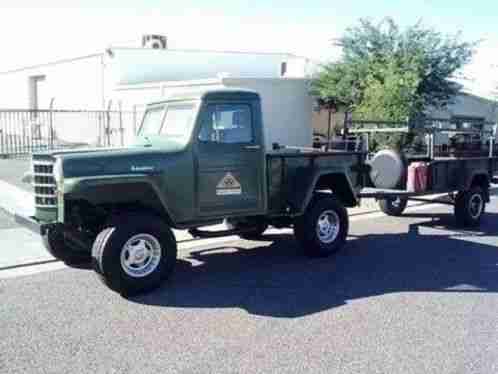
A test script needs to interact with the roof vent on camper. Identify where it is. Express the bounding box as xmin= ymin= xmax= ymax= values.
xmin=142 ymin=35 xmax=167 ymax=49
